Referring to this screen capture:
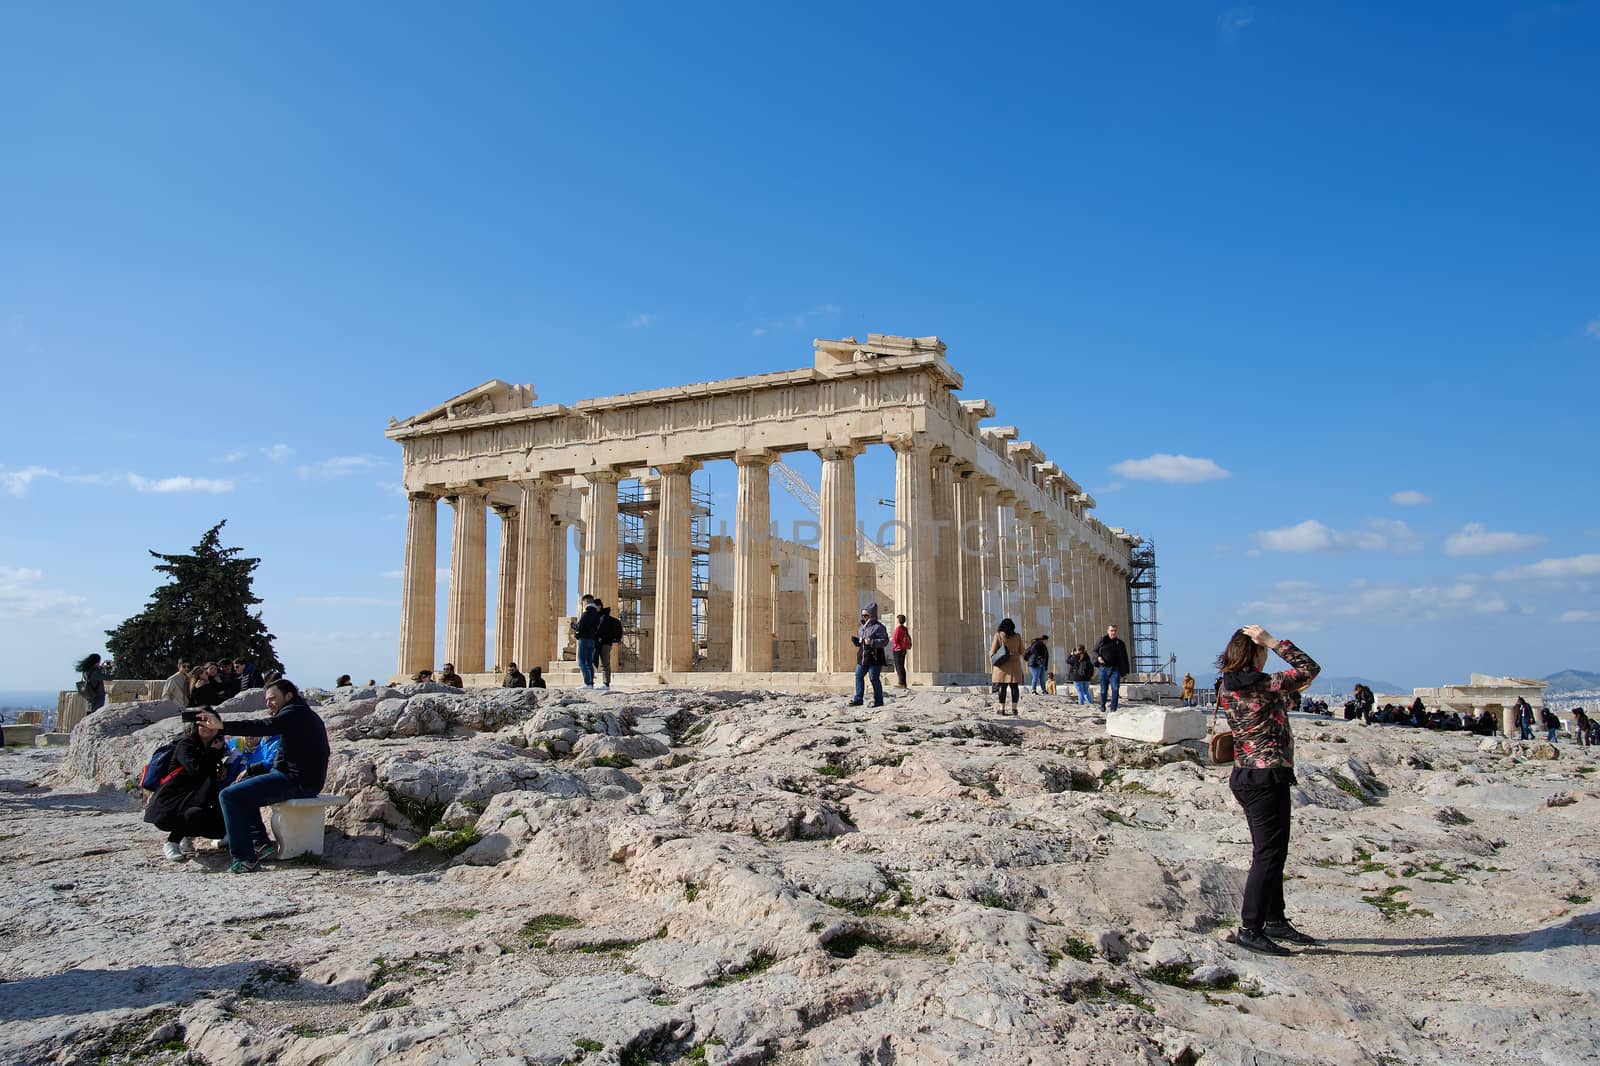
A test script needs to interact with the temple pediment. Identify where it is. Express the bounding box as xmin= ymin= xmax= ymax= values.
xmin=391 ymin=380 xmax=538 ymax=429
